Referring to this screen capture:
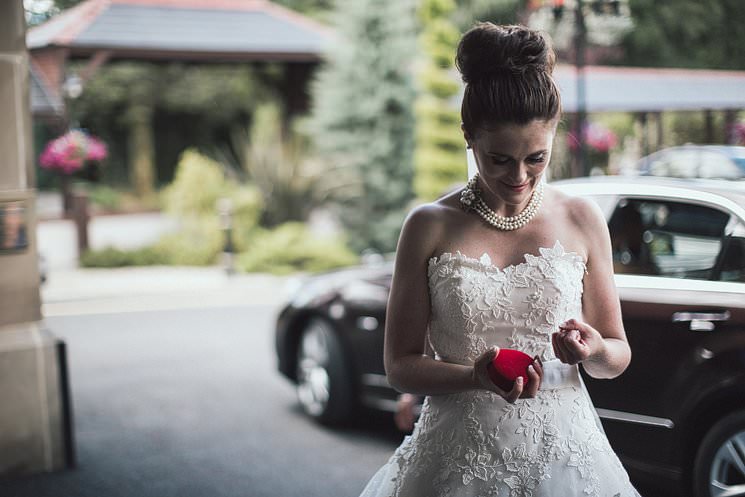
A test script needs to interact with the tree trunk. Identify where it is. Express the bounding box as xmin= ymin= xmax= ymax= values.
xmin=128 ymin=104 xmax=155 ymax=197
